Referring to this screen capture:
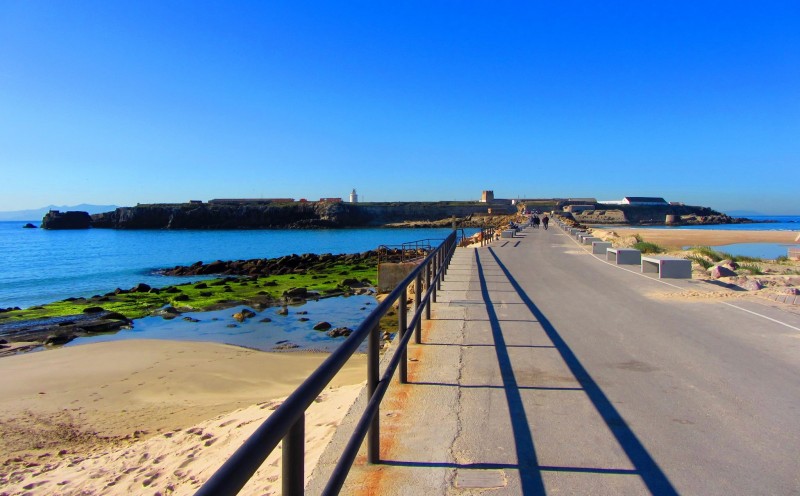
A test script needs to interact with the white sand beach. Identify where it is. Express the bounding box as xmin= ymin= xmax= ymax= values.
xmin=0 ymin=340 xmax=367 ymax=495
